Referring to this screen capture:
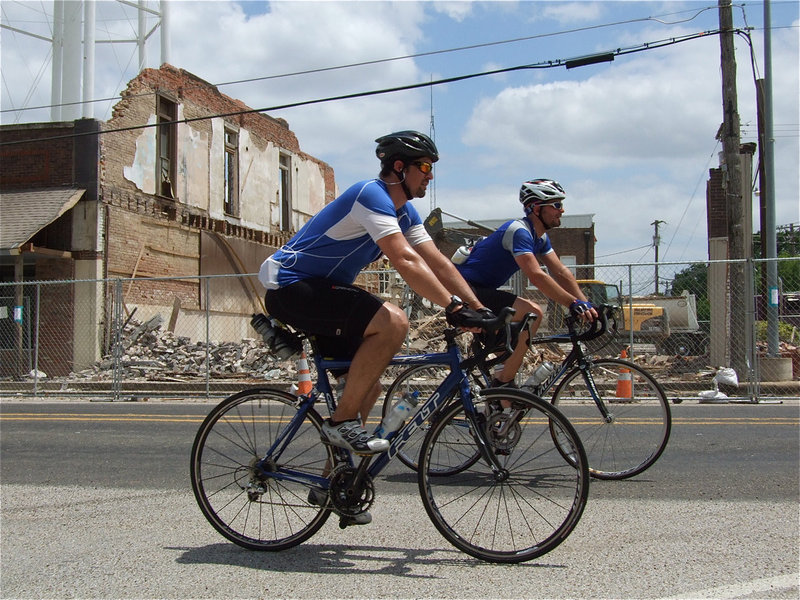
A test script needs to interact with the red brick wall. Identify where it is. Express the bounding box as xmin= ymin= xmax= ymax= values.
xmin=35 ymin=259 xmax=75 ymax=376
xmin=0 ymin=124 xmax=75 ymax=189
xmin=103 ymin=64 xmax=334 ymax=200
xmin=706 ymin=168 xmax=727 ymax=239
